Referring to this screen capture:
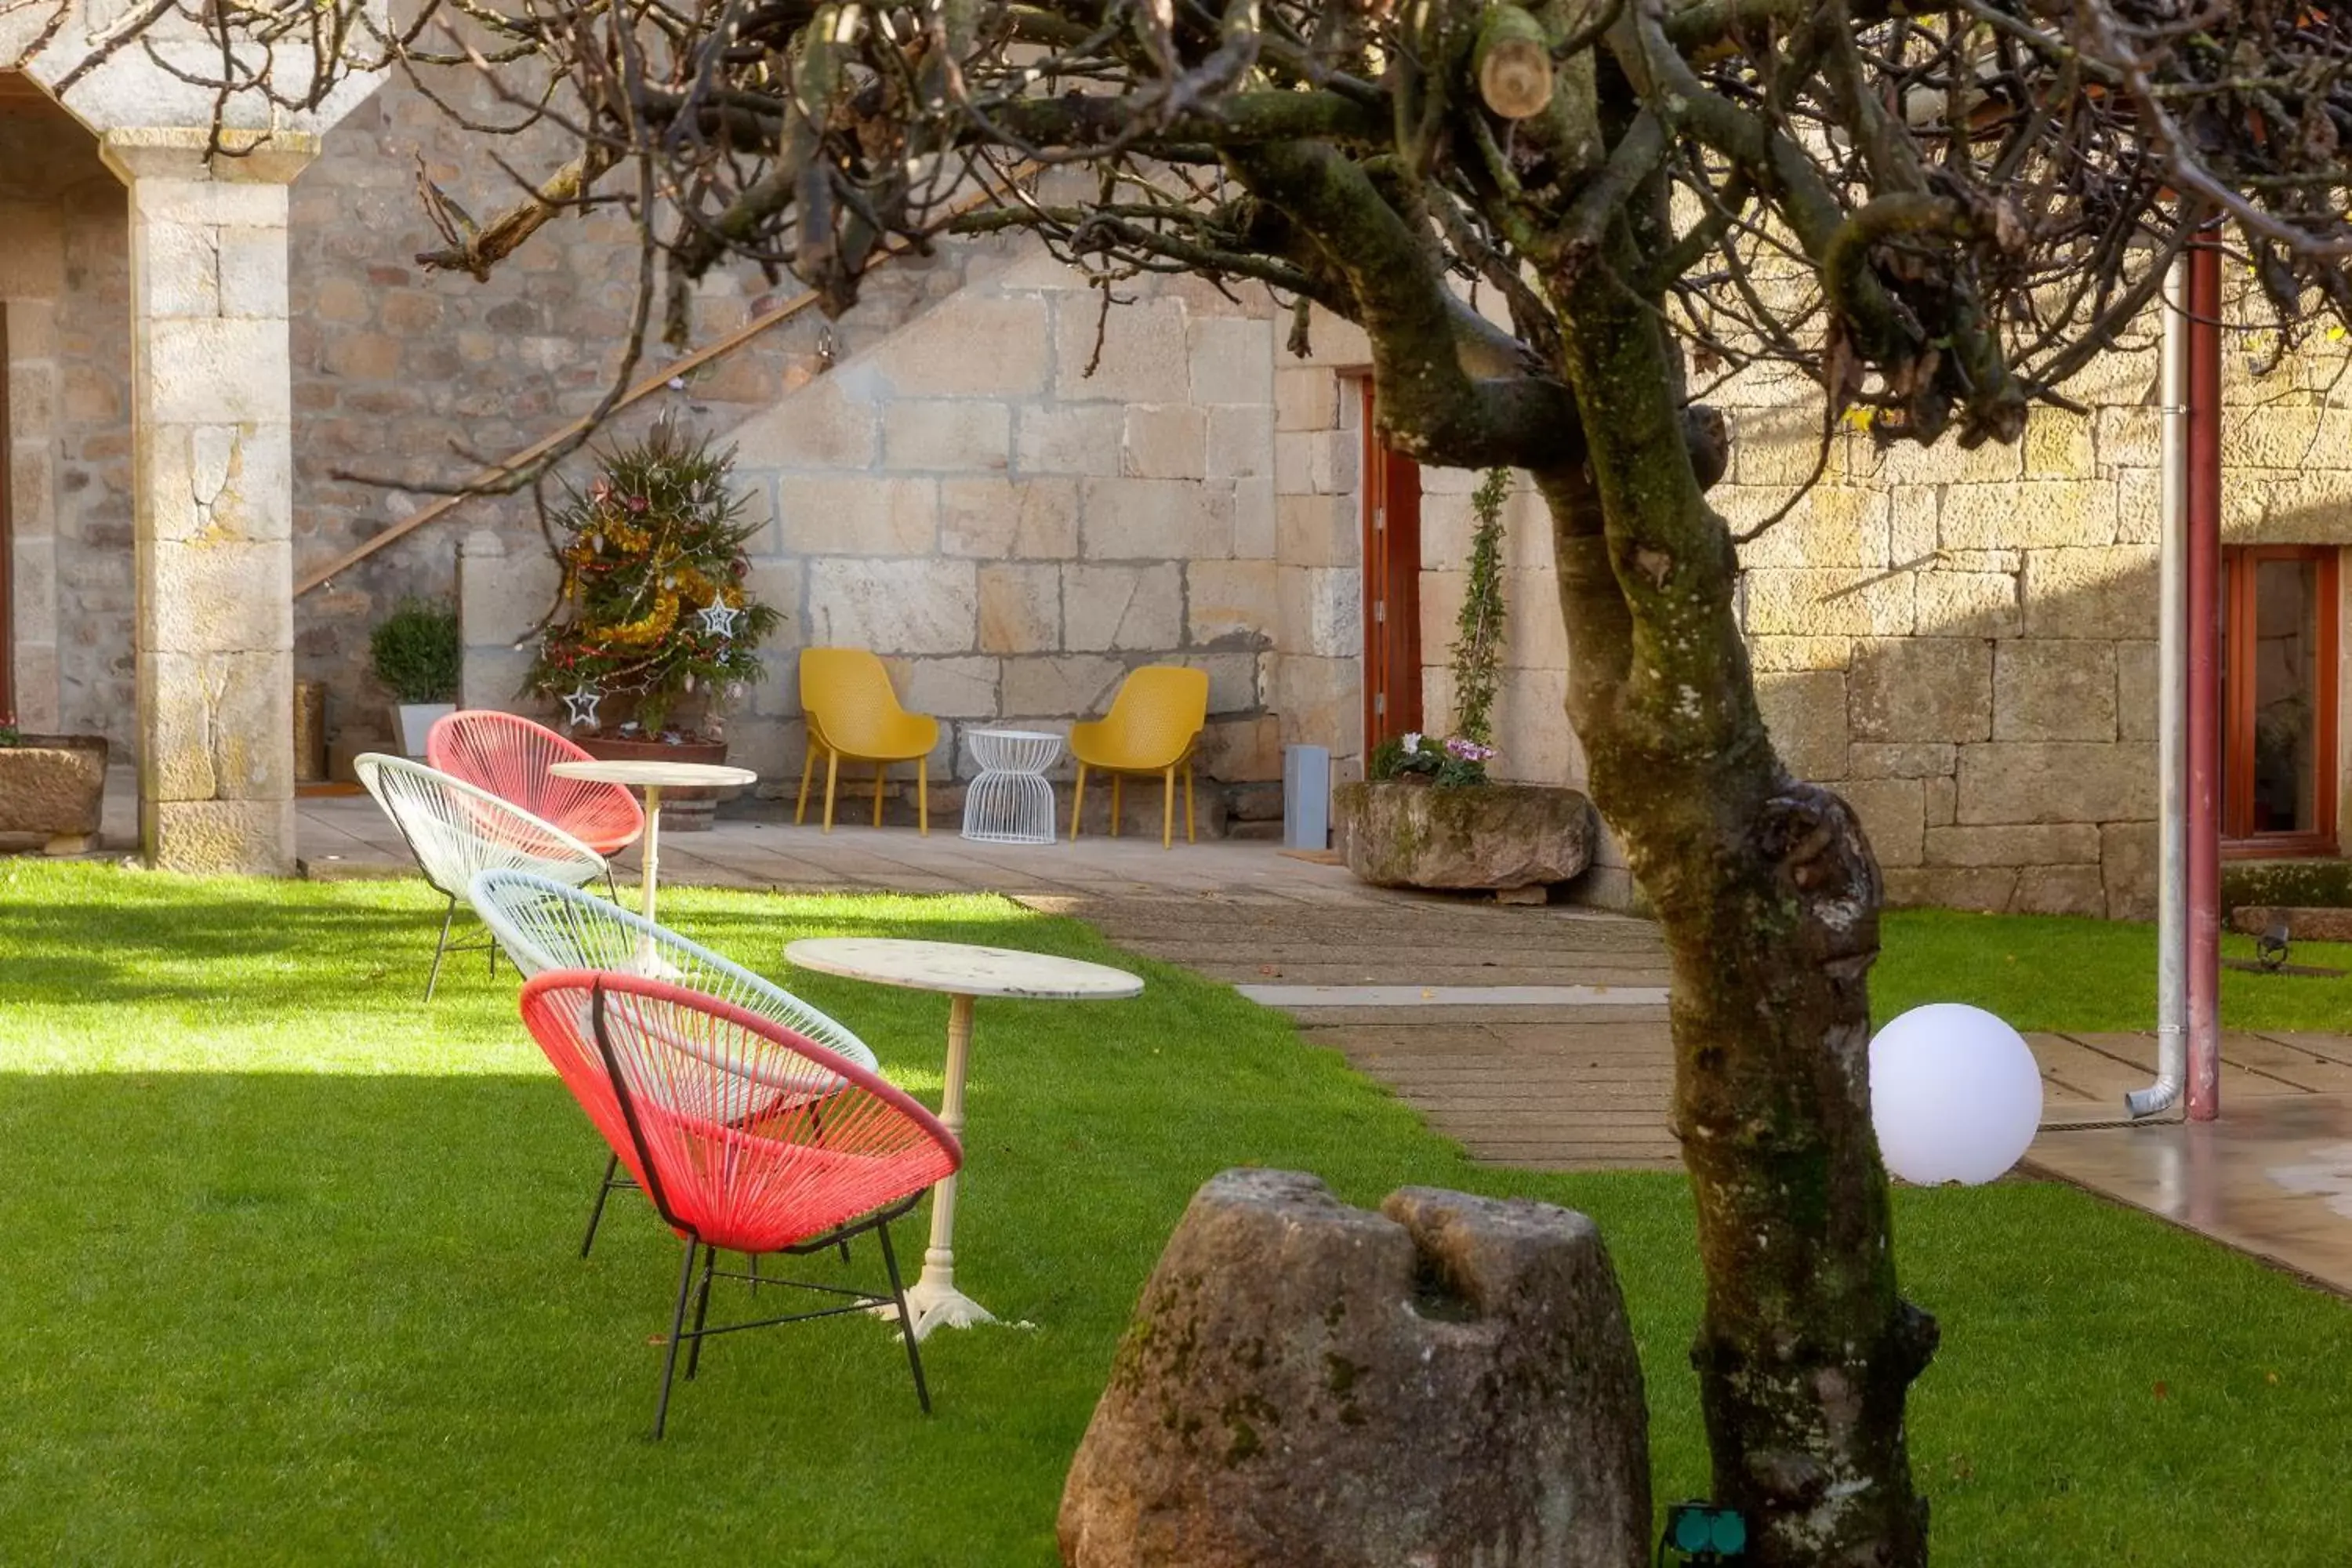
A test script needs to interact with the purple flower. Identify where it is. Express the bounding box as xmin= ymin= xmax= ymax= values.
xmin=1444 ymin=736 xmax=1495 ymax=762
